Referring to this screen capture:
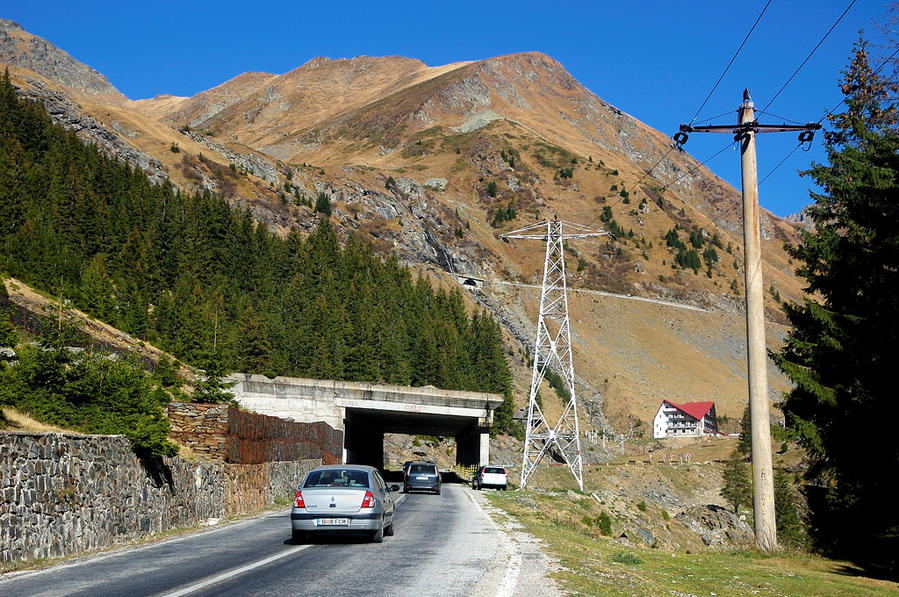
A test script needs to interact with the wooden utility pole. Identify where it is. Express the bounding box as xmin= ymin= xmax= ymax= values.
xmin=678 ymin=90 xmax=820 ymax=552
xmin=737 ymin=90 xmax=776 ymax=551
